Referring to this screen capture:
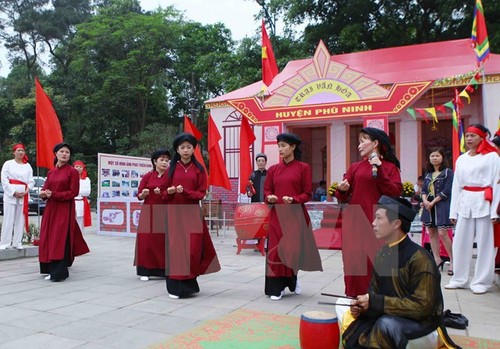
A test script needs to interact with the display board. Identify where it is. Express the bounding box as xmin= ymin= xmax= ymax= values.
xmin=97 ymin=153 xmax=152 ymax=236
